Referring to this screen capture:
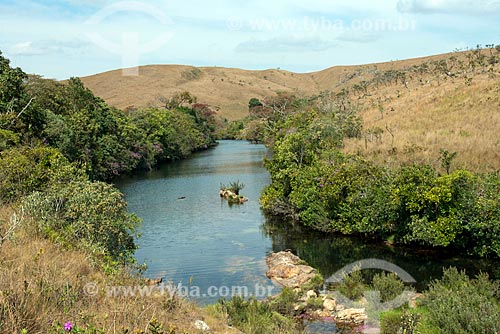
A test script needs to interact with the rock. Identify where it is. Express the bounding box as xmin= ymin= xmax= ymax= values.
xmin=306 ymin=290 xmax=317 ymax=299
xmin=266 ymin=251 xmax=320 ymax=288
xmin=145 ymin=277 xmax=163 ymax=285
xmin=194 ymin=320 xmax=210 ymax=332
xmin=299 ymin=289 xmax=317 ymax=302
xmin=313 ymin=310 xmax=332 ymax=319
xmin=323 ymin=298 xmax=336 ymax=312
xmin=409 ymin=293 xmax=424 ymax=308
xmin=335 ymin=308 xmax=367 ymax=326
